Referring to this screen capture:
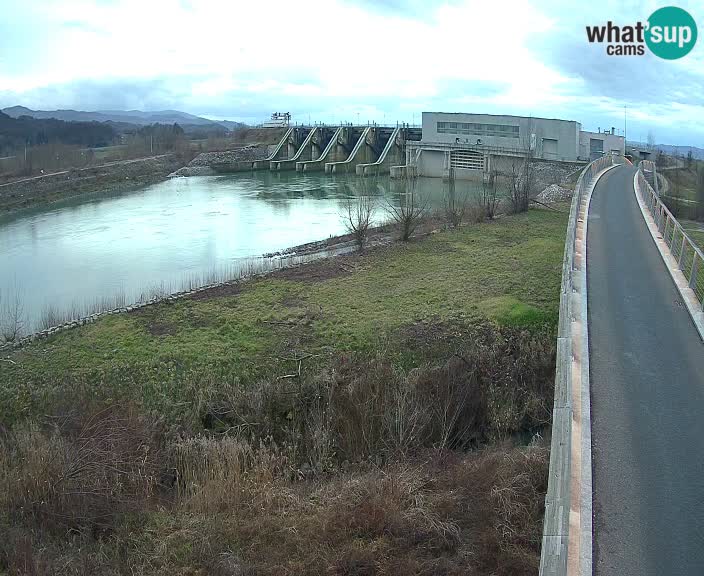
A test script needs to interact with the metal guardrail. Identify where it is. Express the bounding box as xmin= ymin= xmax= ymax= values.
xmin=407 ymin=140 xmax=586 ymax=164
xmin=539 ymin=152 xmax=621 ymax=576
xmin=637 ymin=162 xmax=704 ymax=307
